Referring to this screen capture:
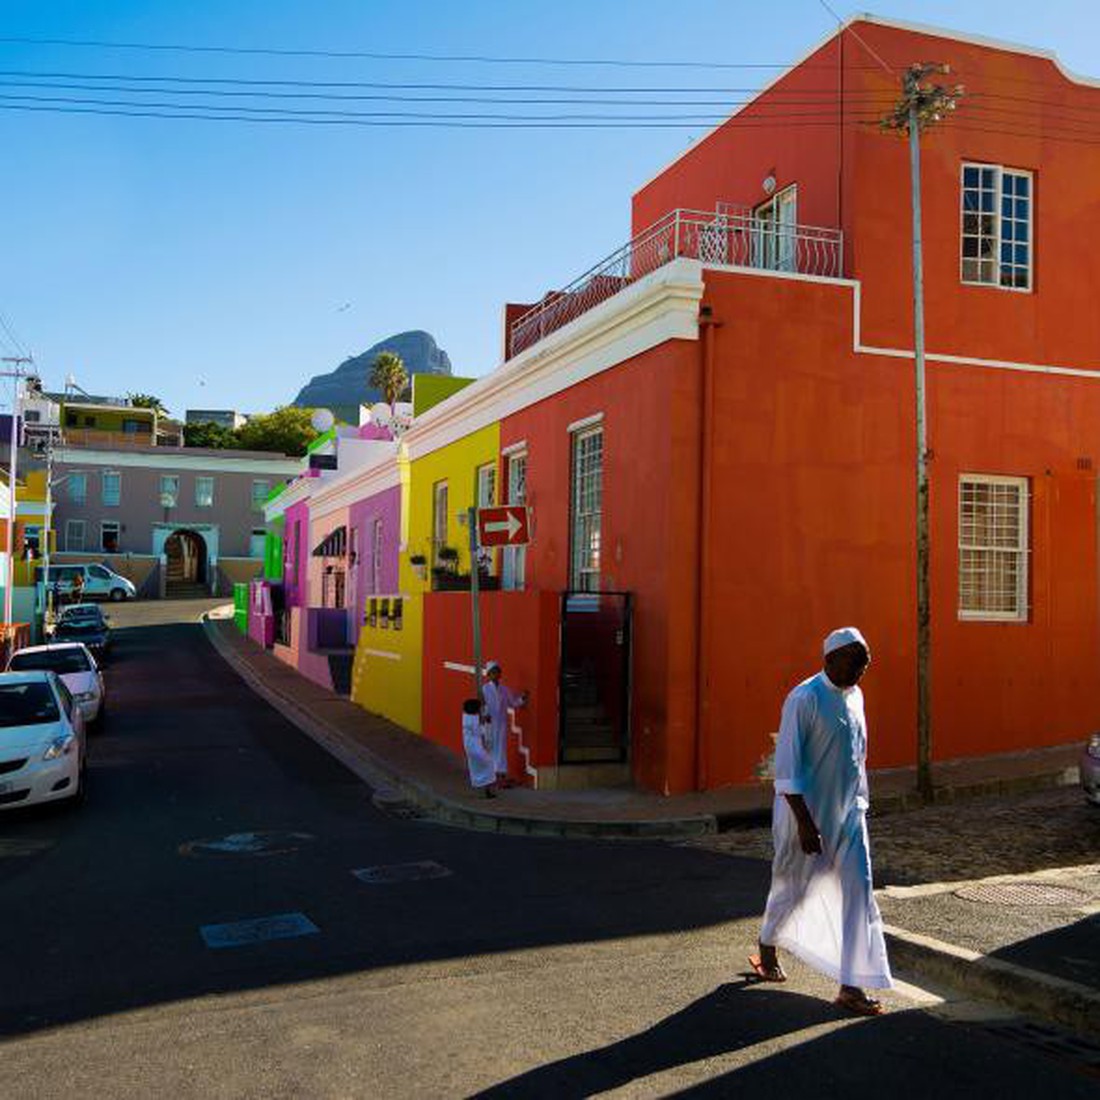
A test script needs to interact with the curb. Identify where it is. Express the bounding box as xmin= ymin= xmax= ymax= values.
xmin=885 ymin=924 xmax=1100 ymax=1039
xmin=203 ymin=618 xmax=717 ymax=841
